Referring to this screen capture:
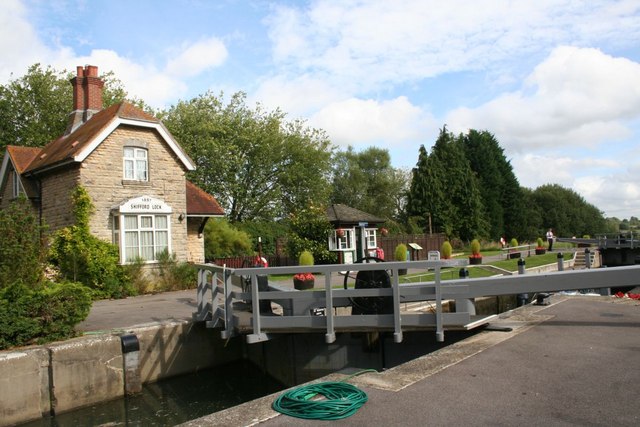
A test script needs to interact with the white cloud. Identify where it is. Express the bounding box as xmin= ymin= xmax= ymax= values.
xmin=446 ymin=47 xmax=640 ymax=153
xmin=310 ymin=96 xmax=435 ymax=148
xmin=251 ymin=74 xmax=343 ymax=117
xmin=165 ymin=37 xmax=228 ymax=78
xmin=265 ymin=1 xmax=640 ymax=91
